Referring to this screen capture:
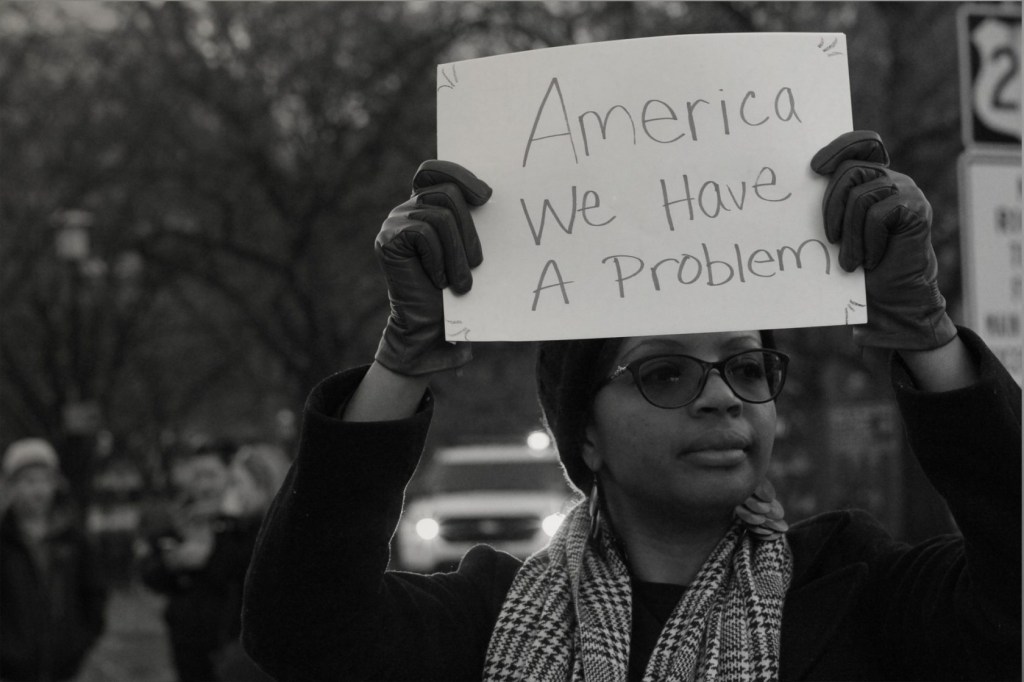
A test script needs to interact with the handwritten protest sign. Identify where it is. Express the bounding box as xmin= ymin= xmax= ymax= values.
xmin=437 ymin=33 xmax=864 ymax=341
